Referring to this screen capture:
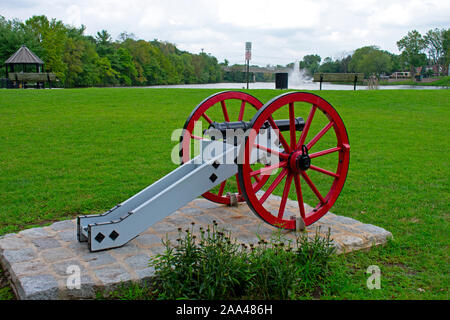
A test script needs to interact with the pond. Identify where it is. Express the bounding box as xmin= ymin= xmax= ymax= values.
xmin=141 ymin=82 xmax=447 ymax=90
